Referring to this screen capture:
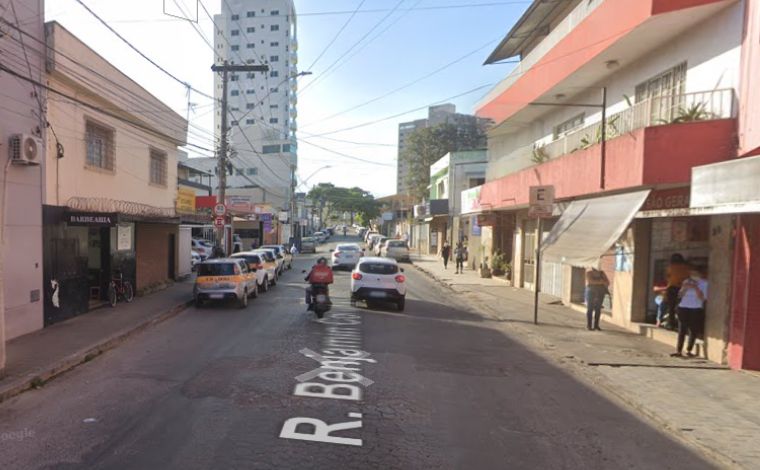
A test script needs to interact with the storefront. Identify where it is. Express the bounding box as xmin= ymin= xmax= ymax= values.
xmin=42 ymin=206 xmax=136 ymax=325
